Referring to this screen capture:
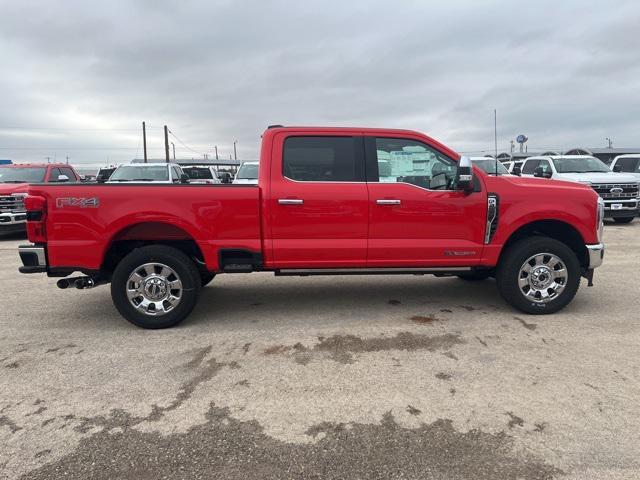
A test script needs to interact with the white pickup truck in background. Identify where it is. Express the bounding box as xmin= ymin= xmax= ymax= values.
xmin=520 ymin=155 xmax=640 ymax=223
